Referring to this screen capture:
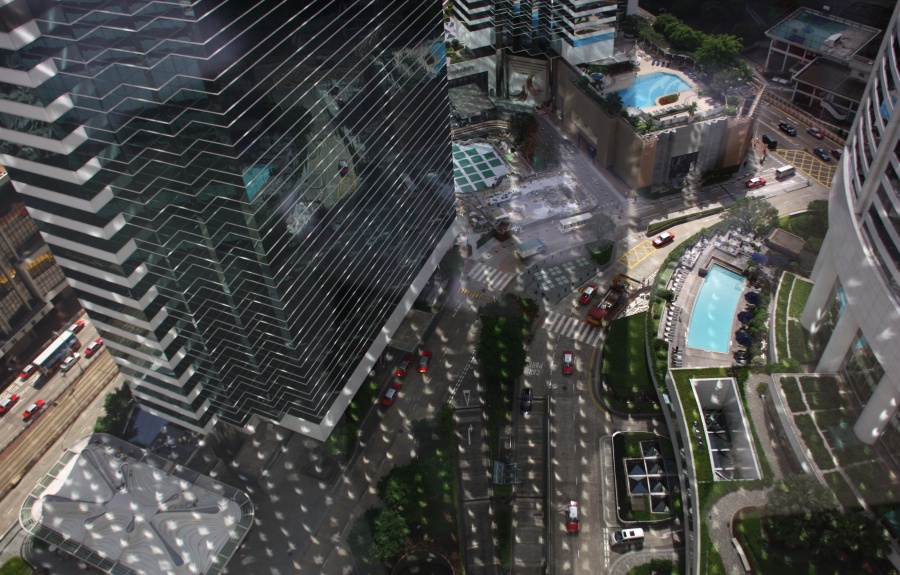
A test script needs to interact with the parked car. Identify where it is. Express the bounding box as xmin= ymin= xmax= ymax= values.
xmin=418 ymin=351 xmax=432 ymax=373
xmin=19 ymin=364 xmax=37 ymax=381
xmin=562 ymin=351 xmax=574 ymax=375
xmin=831 ymin=148 xmax=843 ymax=159
xmin=807 ymin=126 xmax=825 ymax=139
xmin=520 ymin=388 xmax=533 ymax=415
xmin=652 ymin=231 xmax=675 ymax=247
xmin=813 ymin=147 xmax=831 ymax=162
xmin=610 ymin=527 xmax=644 ymax=545
xmin=381 ymin=382 xmax=402 ymax=406
xmin=0 ymin=394 xmax=20 ymax=415
xmin=745 ymin=177 xmax=766 ymax=188
xmin=566 ymin=500 xmax=580 ymax=533
xmin=761 ymin=134 xmax=777 ymax=149
xmin=69 ymin=319 xmax=85 ymax=334
xmin=778 ymin=122 xmax=797 ymax=136
xmin=60 ymin=353 xmax=80 ymax=372
xmin=579 ymin=285 xmax=597 ymax=305
xmin=85 ymin=338 xmax=103 ymax=358
xmin=23 ymin=399 xmax=44 ymax=420
xmin=395 ymin=354 xmax=414 ymax=378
